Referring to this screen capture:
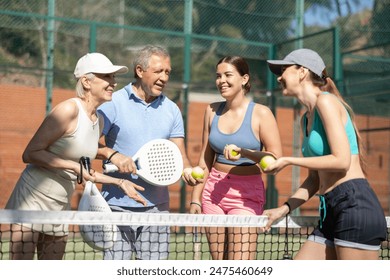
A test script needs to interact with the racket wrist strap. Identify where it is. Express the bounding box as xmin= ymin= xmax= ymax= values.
xmin=107 ymin=151 xmax=119 ymax=162
xmin=283 ymin=201 xmax=291 ymax=215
